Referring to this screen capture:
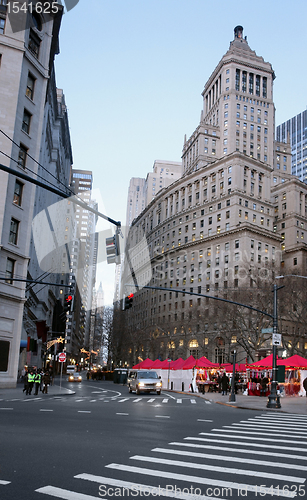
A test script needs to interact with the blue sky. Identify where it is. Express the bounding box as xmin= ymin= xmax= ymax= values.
xmin=54 ymin=0 xmax=307 ymax=305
